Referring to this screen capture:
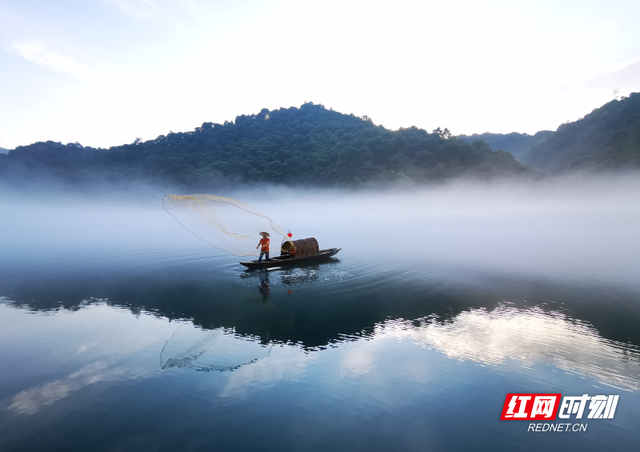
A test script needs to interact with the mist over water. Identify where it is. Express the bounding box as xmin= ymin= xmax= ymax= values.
xmin=252 ymin=174 xmax=640 ymax=286
xmin=1 ymin=174 xmax=640 ymax=452
xmin=2 ymin=173 xmax=639 ymax=286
